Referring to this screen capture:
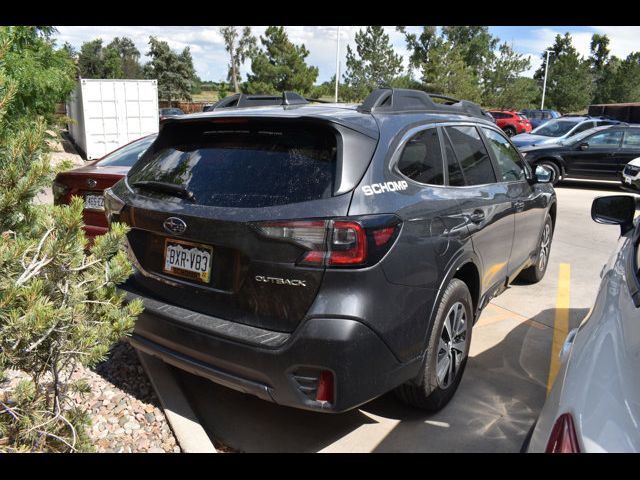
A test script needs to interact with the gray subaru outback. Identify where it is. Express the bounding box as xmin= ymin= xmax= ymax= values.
xmin=105 ymin=88 xmax=556 ymax=413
